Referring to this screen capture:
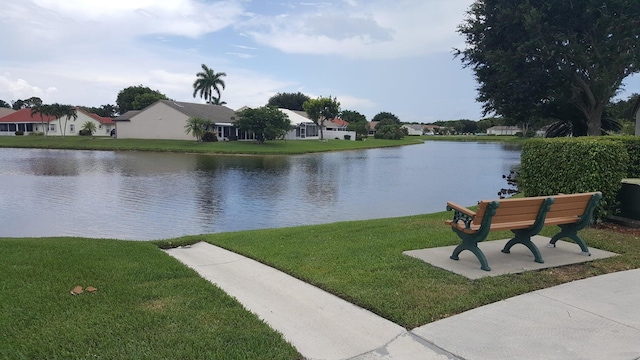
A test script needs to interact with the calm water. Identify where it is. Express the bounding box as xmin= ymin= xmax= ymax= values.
xmin=0 ymin=142 xmax=520 ymax=240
